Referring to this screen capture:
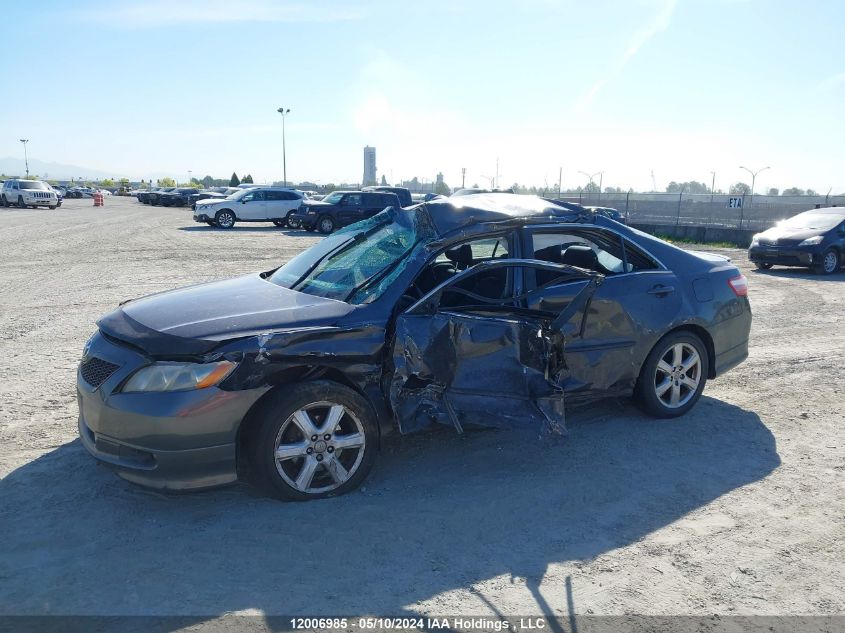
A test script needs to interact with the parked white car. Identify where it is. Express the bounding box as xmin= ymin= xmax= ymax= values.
xmin=1 ymin=179 xmax=59 ymax=209
xmin=193 ymin=187 xmax=304 ymax=228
